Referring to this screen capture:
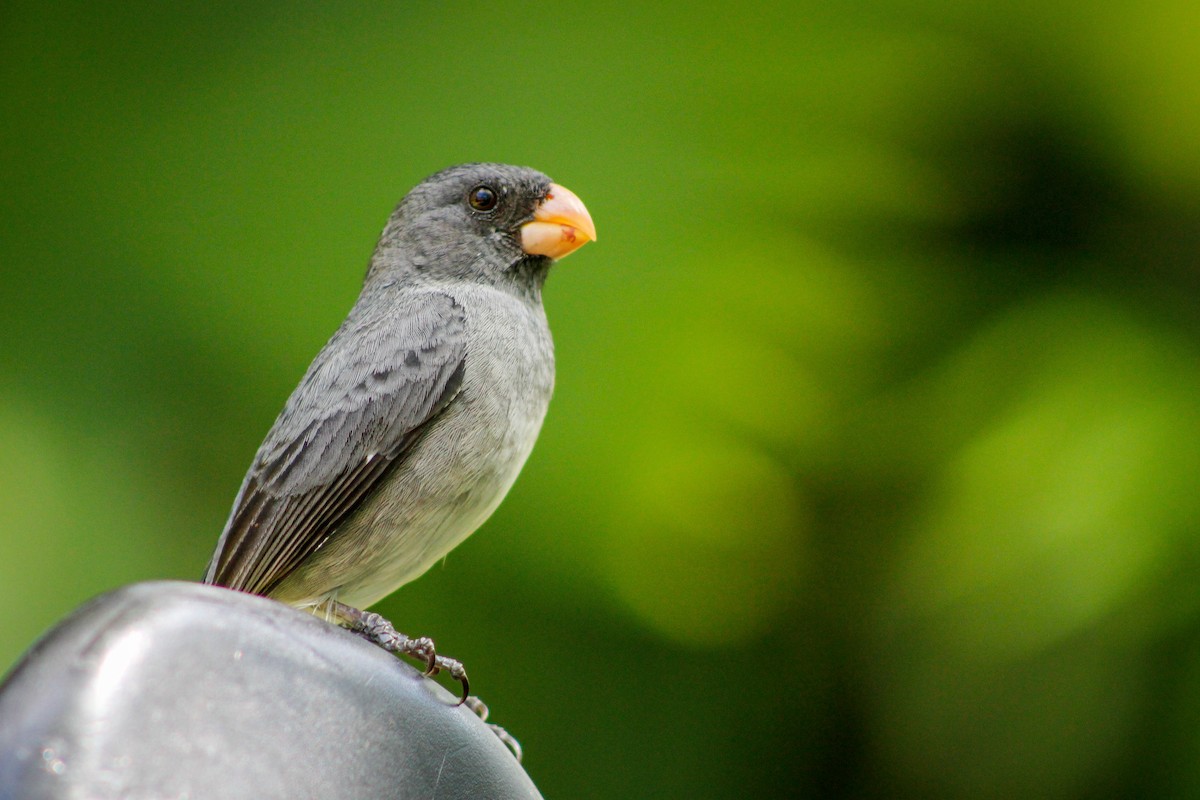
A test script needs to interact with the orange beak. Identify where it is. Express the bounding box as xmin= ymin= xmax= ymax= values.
xmin=520 ymin=183 xmax=597 ymax=260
